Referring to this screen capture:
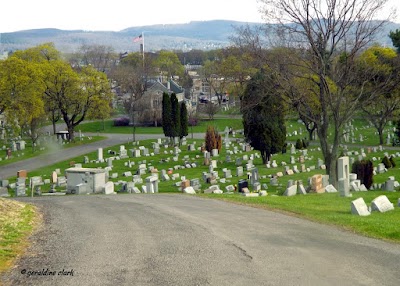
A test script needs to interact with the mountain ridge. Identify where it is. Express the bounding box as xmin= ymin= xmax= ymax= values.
xmin=0 ymin=20 xmax=399 ymax=53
